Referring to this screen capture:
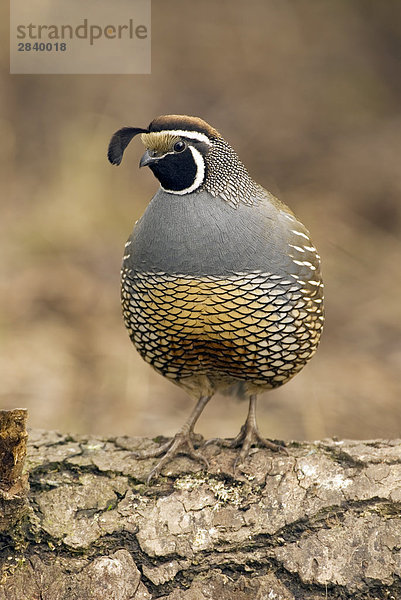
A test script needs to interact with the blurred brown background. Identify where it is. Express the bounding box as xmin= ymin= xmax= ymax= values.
xmin=1 ymin=0 xmax=401 ymax=442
